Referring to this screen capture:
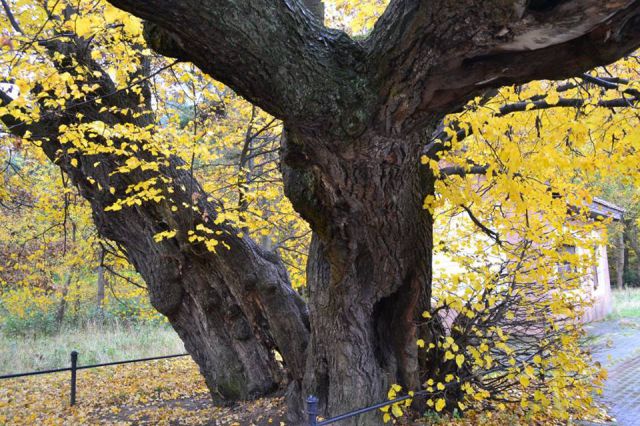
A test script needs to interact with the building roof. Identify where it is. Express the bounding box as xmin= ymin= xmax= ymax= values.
xmin=588 ymin=197 xmax=625 ymax=221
